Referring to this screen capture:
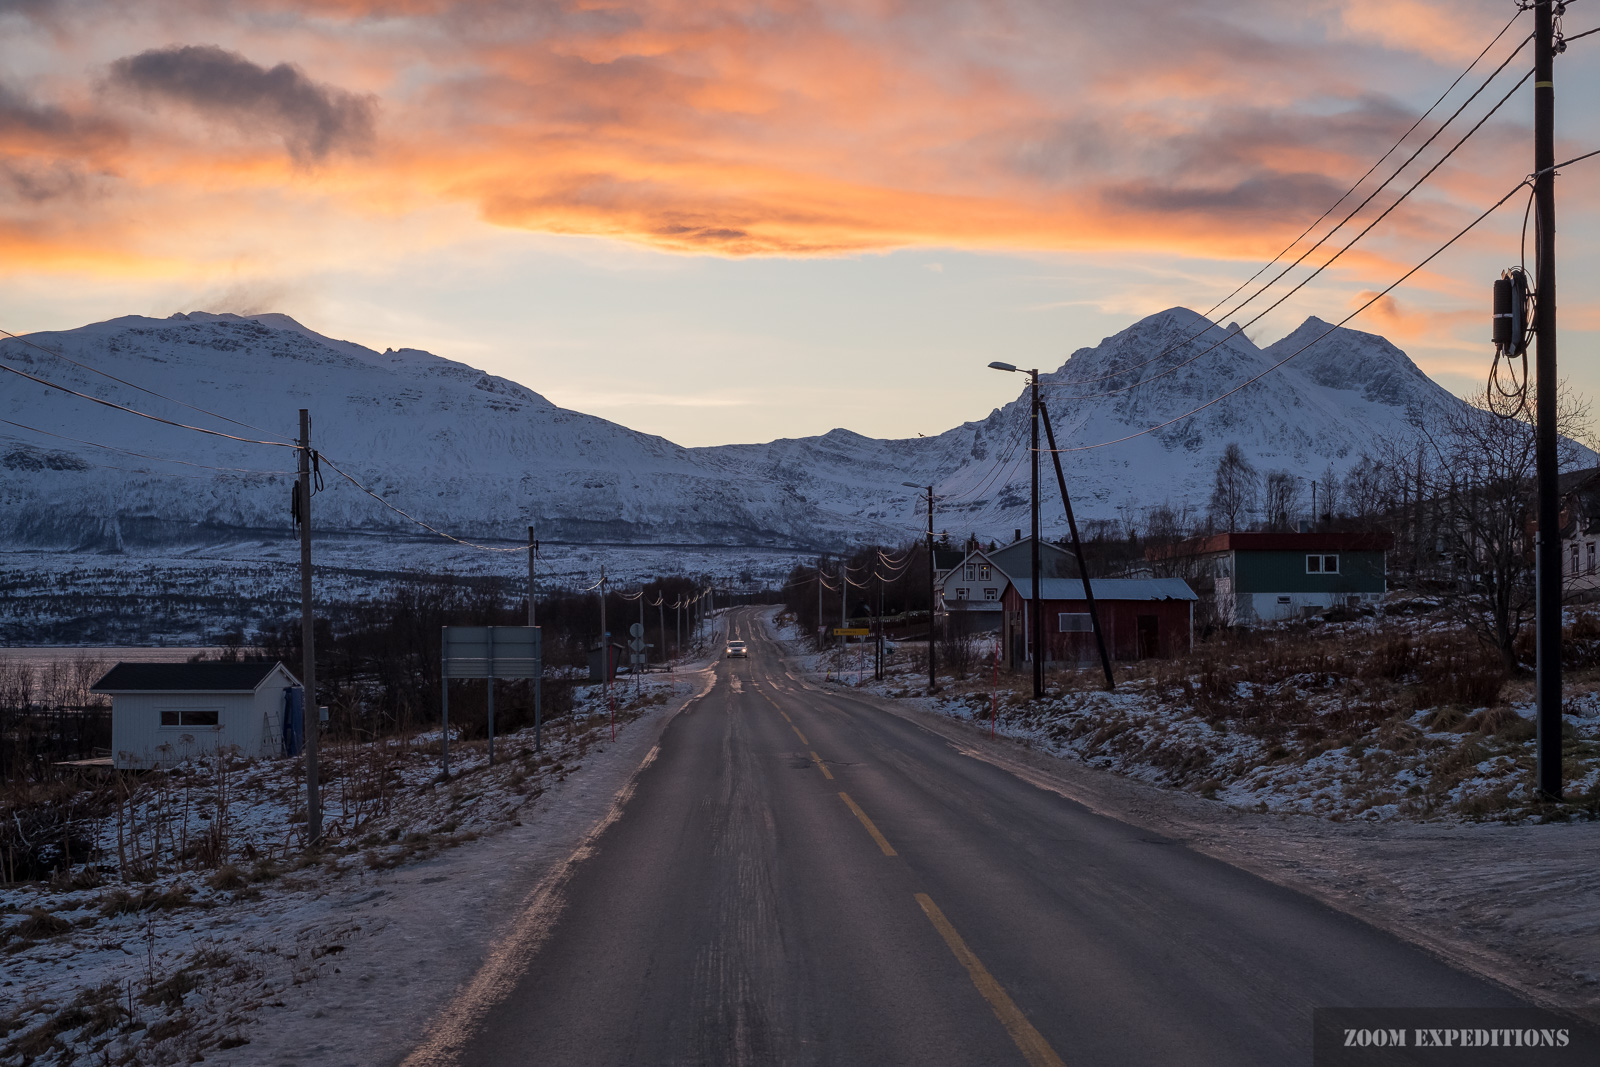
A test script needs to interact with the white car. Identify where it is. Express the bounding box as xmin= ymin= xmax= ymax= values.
xmin=726 ymin=640 xmax=748 ymax=659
